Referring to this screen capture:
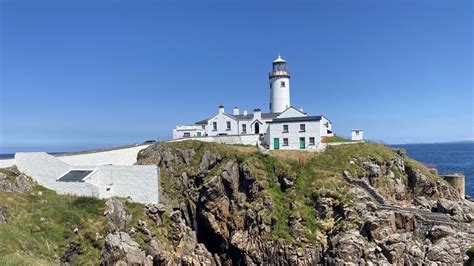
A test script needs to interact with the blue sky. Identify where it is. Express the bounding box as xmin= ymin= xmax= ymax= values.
xmin=1 ymin=0 xmax=473 ymax=152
